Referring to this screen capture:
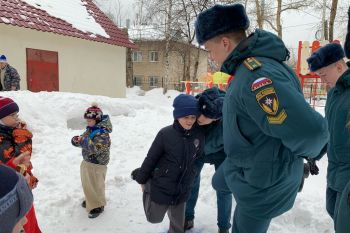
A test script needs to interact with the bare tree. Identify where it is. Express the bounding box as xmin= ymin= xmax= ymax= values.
xmin=265 ymin=0 xmax=310 ymax=38
xmin=329 ymin=0 xmax=338 ymax=41
xmin=255 ymin=0 xmax=265 ymax=29
xmin=163 ymin=0 xmax=174 ymax=94
xmin=96 ymin=0 xmax=124 ymax=27
xmin=175 ymin=0 xmax=212 ymax=81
